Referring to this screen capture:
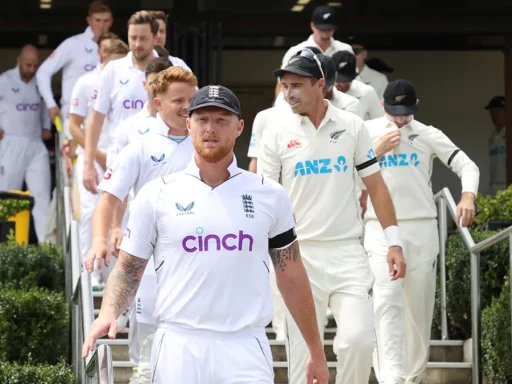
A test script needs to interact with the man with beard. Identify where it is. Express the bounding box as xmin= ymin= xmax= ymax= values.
xmin=0 ymin=45 xmax=52 ymax=243
xmin=83 ymin=84 xmax=329 ymax=384
xmin=258 ymin=50 xmax=405 ymax=384
xmin=83 ymin=10 xmax=160 ymax=194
